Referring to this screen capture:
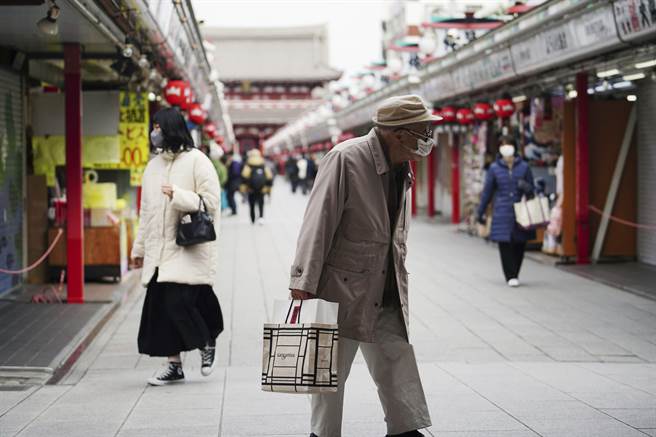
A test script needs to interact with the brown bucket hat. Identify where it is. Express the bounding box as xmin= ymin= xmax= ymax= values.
xmin=372 ymin=94 xmax=442 ymax=126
